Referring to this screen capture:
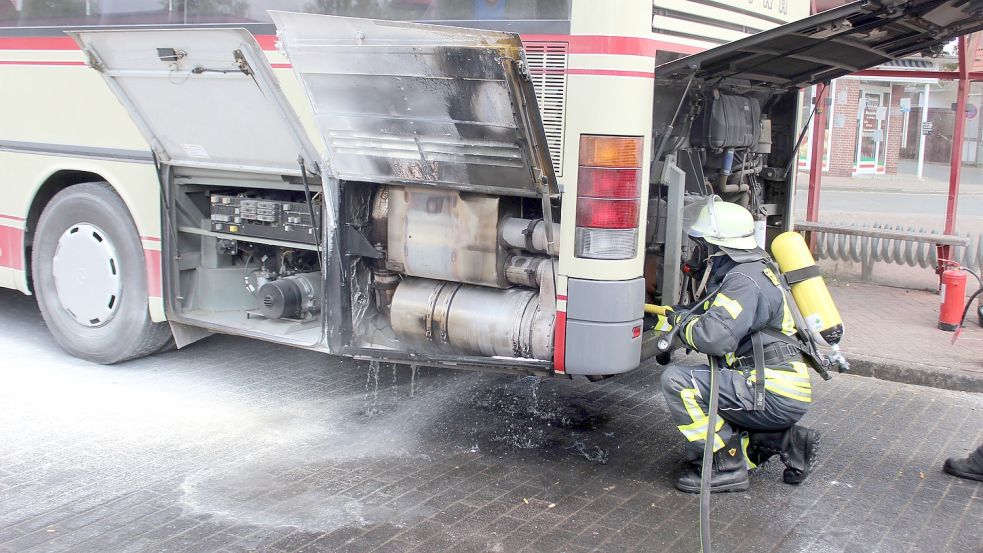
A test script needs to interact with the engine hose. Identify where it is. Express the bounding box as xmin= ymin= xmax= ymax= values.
xmin=700 ymin=355 xmax=722 ymax=553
